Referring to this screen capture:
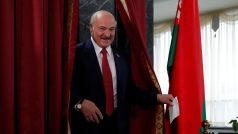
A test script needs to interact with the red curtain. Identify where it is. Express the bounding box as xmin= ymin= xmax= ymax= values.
xmin=0 ymin=0 xmax=78 ymax=133
xmin=116 ymin=0 xmax=164 ymax=134
xmin=0 ymin=0 xmax=14 ymax=134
